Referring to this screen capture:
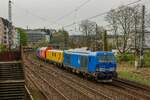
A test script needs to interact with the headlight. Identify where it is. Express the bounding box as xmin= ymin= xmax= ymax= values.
xmin=96 ymin=68 xmax=105 ymax=71
xmin=97 ymin=67 xmax=115 ymax=71
xmin=108 ymin=67 xmax=115 ymax=71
